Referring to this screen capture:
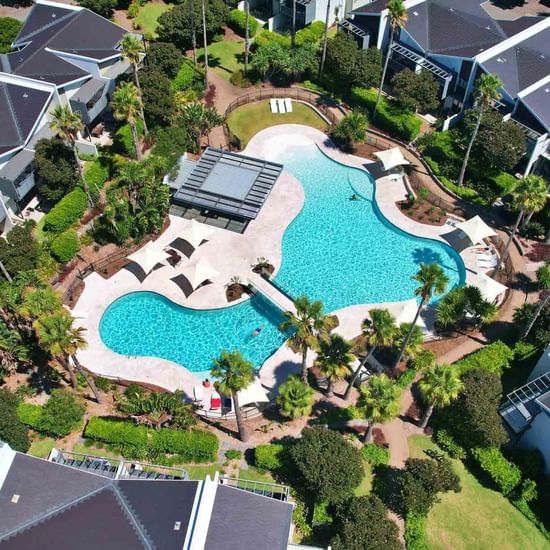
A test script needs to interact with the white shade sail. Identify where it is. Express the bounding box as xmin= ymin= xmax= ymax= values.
xmin=179 ymin=257 xmax=219 ymax=289
xmin=238 ymin=377 xmax=270 ymax=407
xmin=178 ymin=219 xmax=215 ymax=249
xmin=455 ymin=216 xmax=496 ymax=245
xmin=393 ymin=298 xmax=426 ymax=328
xmin=374 ymin=147 xmax=410 ymax=171
xmin=470 ymin=272 xmax=508 ymax=303
xmin=127 ymin=242 xmax=169 ymax=274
